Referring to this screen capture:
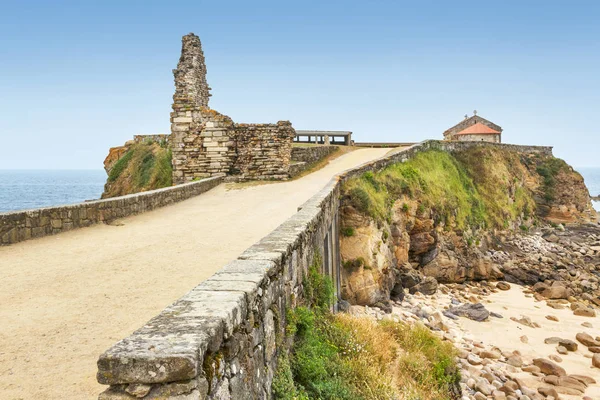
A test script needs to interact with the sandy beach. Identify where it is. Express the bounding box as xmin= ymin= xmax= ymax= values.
xmin=459 ymin=285 xmax=600 ymax=399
